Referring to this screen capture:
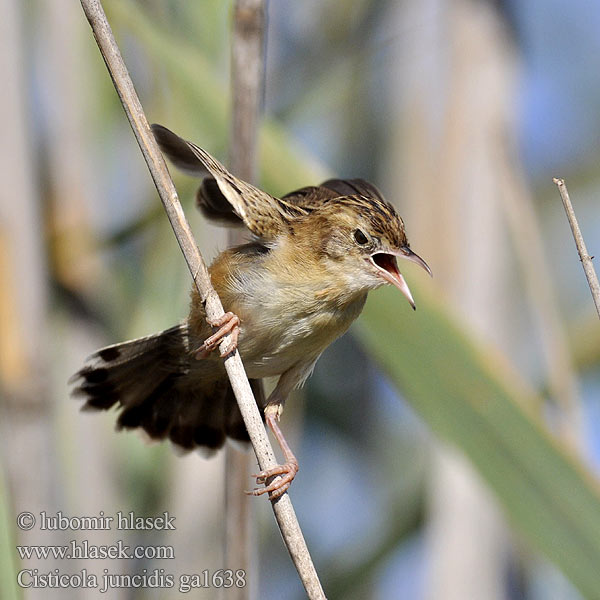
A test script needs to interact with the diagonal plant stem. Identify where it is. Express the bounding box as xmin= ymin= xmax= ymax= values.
xmin=79 ymin=1 xmax=326 ymax=598
xmin=554 ymin=178 xmax=600 ymax=320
